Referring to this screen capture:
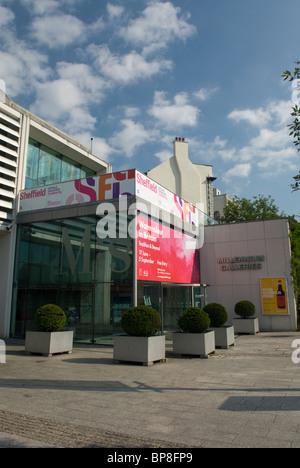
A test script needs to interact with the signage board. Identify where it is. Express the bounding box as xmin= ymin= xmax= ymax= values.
xmin=136 ymin=214 xmax=200 ymax=284
xmin=260 ymin=277 xmax=289 ymax=315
